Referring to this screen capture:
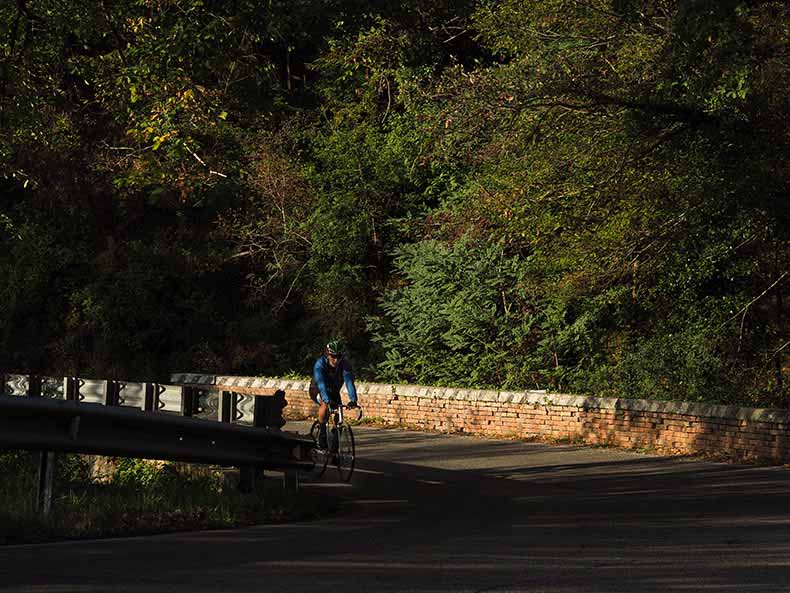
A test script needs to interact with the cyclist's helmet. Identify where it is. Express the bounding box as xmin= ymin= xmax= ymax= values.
xmin=326 ymin=339 xmax=346 ymax=358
